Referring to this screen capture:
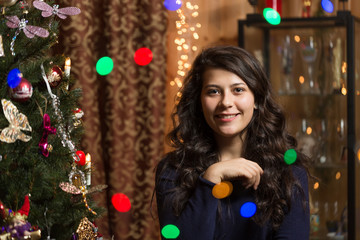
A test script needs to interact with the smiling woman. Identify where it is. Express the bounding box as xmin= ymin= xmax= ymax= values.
xmin=201 ymin=68 xmax=256 ymax=140
xmin=154 ymin=45 xmax=311 ymax=239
